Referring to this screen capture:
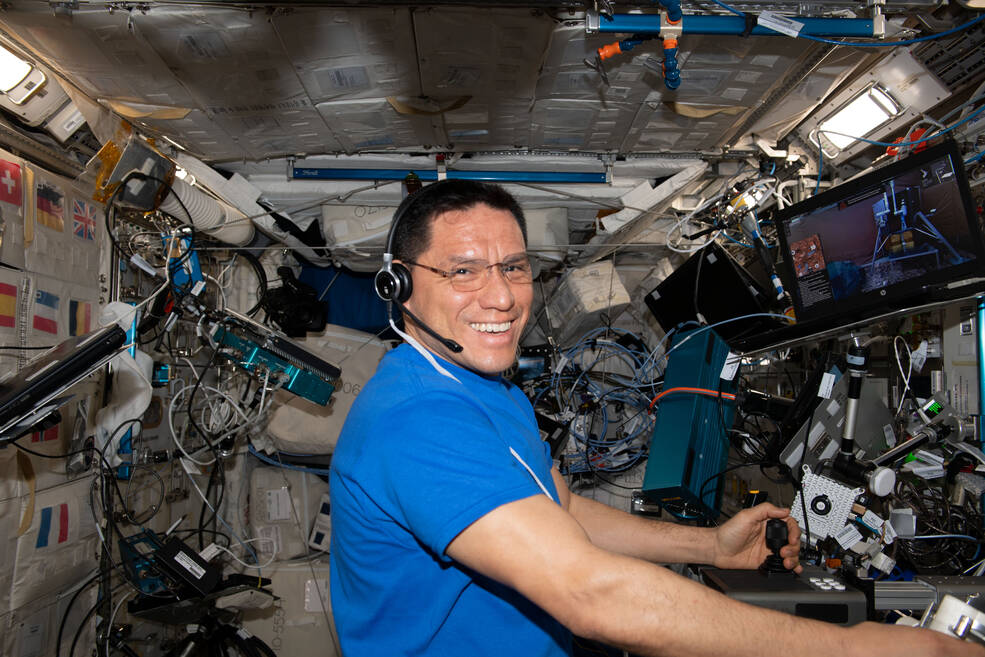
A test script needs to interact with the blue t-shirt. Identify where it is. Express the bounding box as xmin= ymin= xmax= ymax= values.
xmin=329 ymin=344 xmax=573 ymax=656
